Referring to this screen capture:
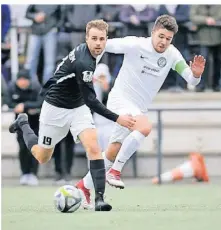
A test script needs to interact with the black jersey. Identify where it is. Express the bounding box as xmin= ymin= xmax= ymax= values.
xmin=43 ymin=43 xmax=118 ymax=122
